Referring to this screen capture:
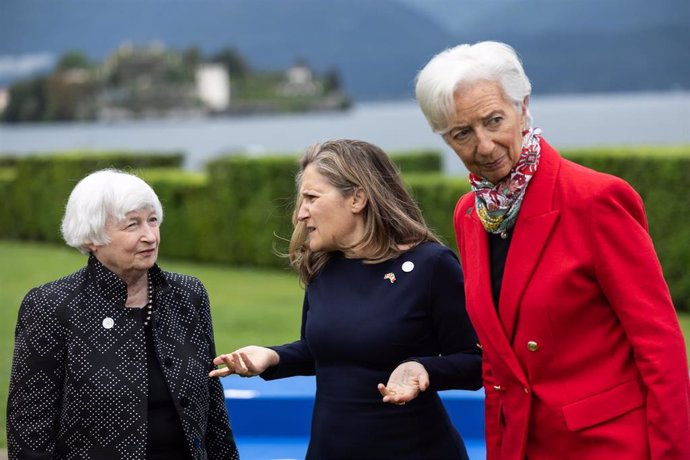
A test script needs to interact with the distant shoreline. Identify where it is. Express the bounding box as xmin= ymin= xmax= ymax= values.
xmin=1 ymin=91 xmax=688 ymax=175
